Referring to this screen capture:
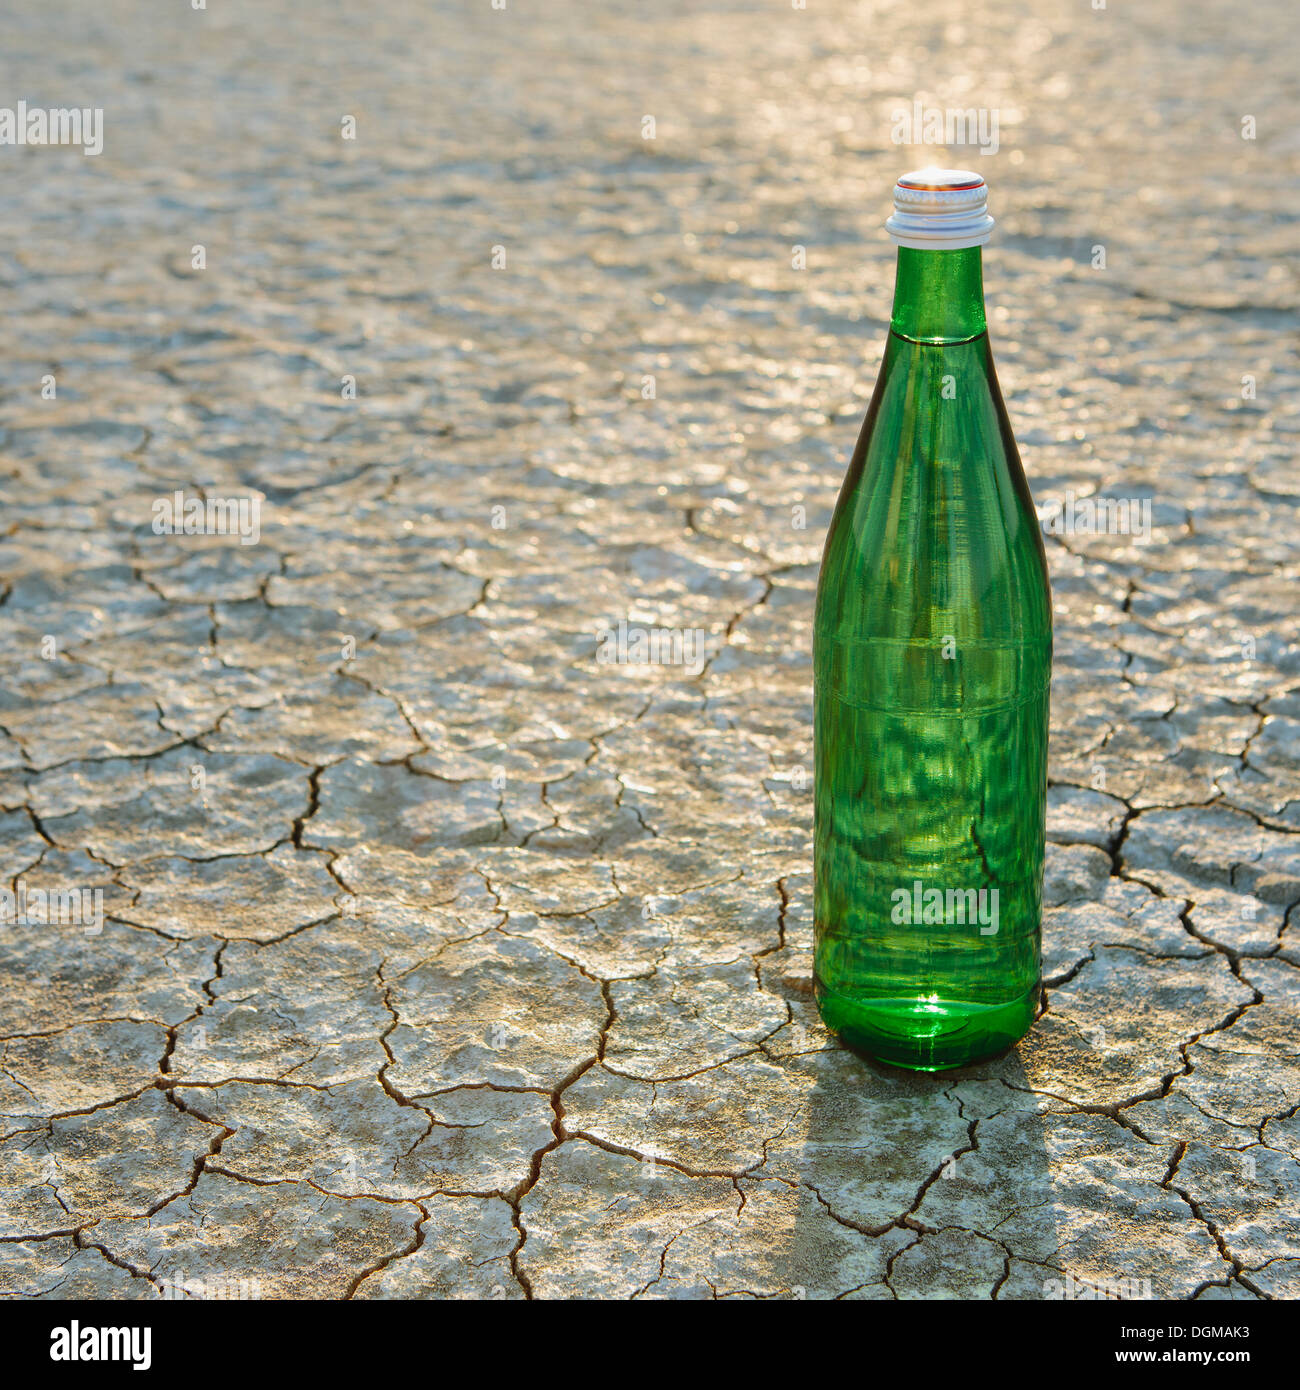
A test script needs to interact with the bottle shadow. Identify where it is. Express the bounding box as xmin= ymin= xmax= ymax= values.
xmin=772 ymin=1028 xmax=1064 ymax=1299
